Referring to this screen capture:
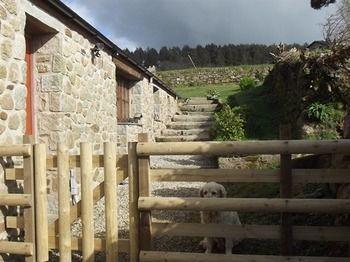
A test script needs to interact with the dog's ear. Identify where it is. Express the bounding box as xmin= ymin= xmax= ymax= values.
xmin=199 ymin=188 xmax=204 ymax=197
xmin=219 ymin=185 xmax=227 ymax=198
